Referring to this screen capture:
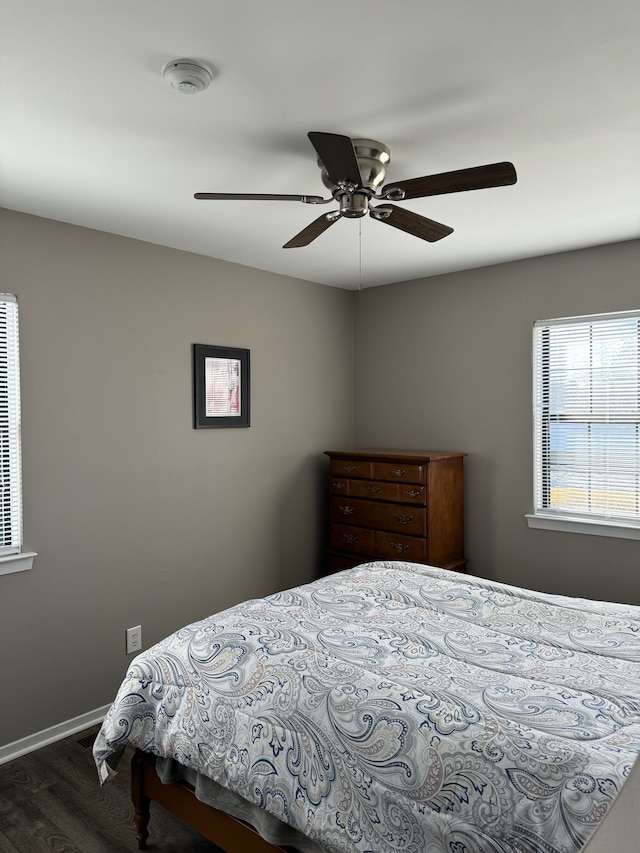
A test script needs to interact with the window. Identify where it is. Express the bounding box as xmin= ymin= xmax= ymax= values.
xmin=528 ymin=309 xmax=640 ymax=539
xmin=0 ymin=294 xmax=33 ymax=574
